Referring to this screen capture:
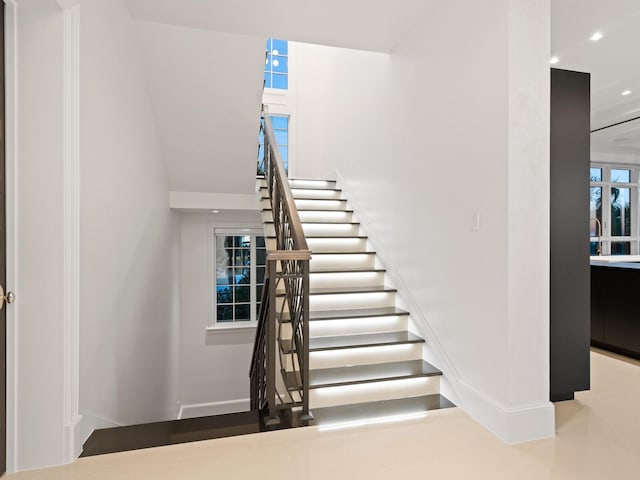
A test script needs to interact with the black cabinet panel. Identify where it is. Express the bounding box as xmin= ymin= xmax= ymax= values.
xmin=550 ymin=68 xmax=591 ymax=402
xmin=592 ymin=265 xmax=640 ymax=359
